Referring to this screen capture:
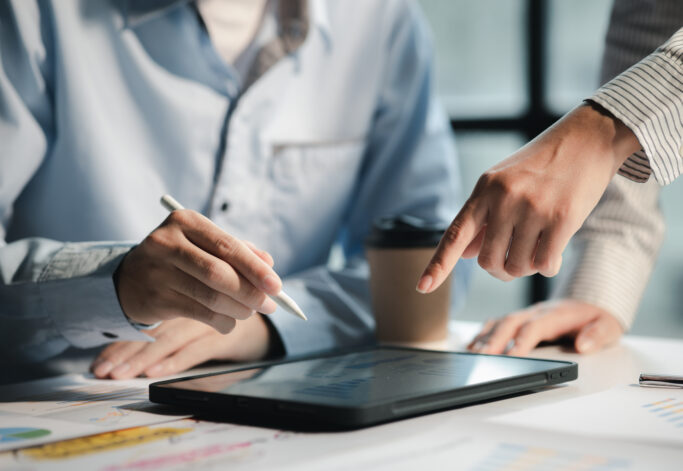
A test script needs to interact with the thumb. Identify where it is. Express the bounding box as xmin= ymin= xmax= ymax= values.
xmin=575 ymin=314 xmax=623 ymax=354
